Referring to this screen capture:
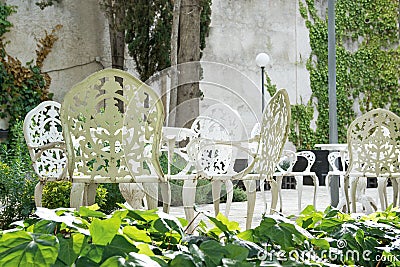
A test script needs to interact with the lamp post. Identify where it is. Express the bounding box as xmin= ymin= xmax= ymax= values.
xmin=256 ymin=53 xmax=270 ymax=112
